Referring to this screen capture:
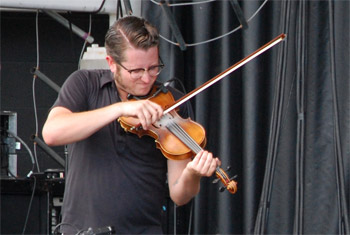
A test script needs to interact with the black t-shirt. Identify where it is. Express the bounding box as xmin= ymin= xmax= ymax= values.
xmin=54 ymin=69 xmax=193 ymax=234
